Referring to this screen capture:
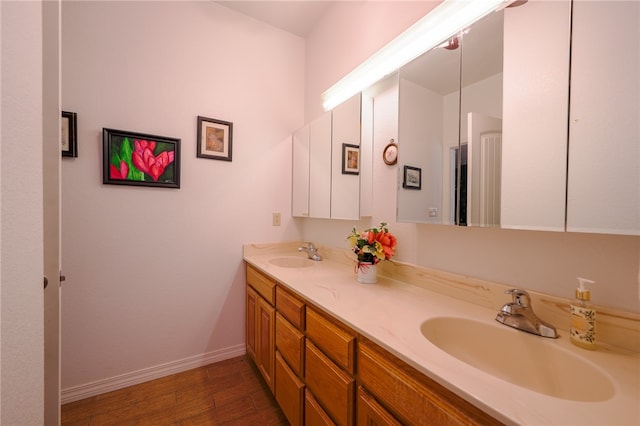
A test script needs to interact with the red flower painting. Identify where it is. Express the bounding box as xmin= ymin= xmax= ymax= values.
xmin=132 ymin=139 xmax=175 ymax=182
